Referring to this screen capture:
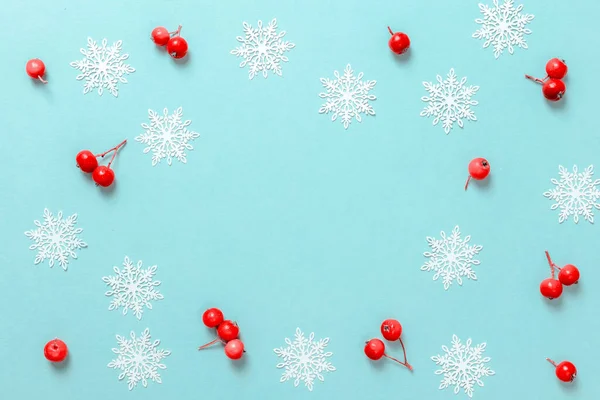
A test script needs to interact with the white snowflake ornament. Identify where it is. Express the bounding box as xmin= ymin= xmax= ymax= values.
xmin=421 ymin=226 xmax=483 ymax=290
xmin=231 ymin=18 xmax=295 ymax=79
xmin=24 ymin=208 xmax=87 ymax=270
xmin=70 ymin=37 xmax=135 ymax=97
xmin=136 ymin=107 xmax=200 ymax=166
xmin=274 ymin=327 xmax=336 ymax=391
xmin=432 ymin=335 xmax=495 ymax=398
xmin=108 ymin=328 xmax=171 ymax=391
xmin=102 ymin=256 xmax=163 ymax=320
xmin=421 ymin=69 xmax=479 ymax=134
xmin=318 ymin=64 xmax=377 ymax=129
xmin=544 ymin=165 xmax=600 ymax=224
xmin=473 ymin=0 xmax=534 ymax=59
